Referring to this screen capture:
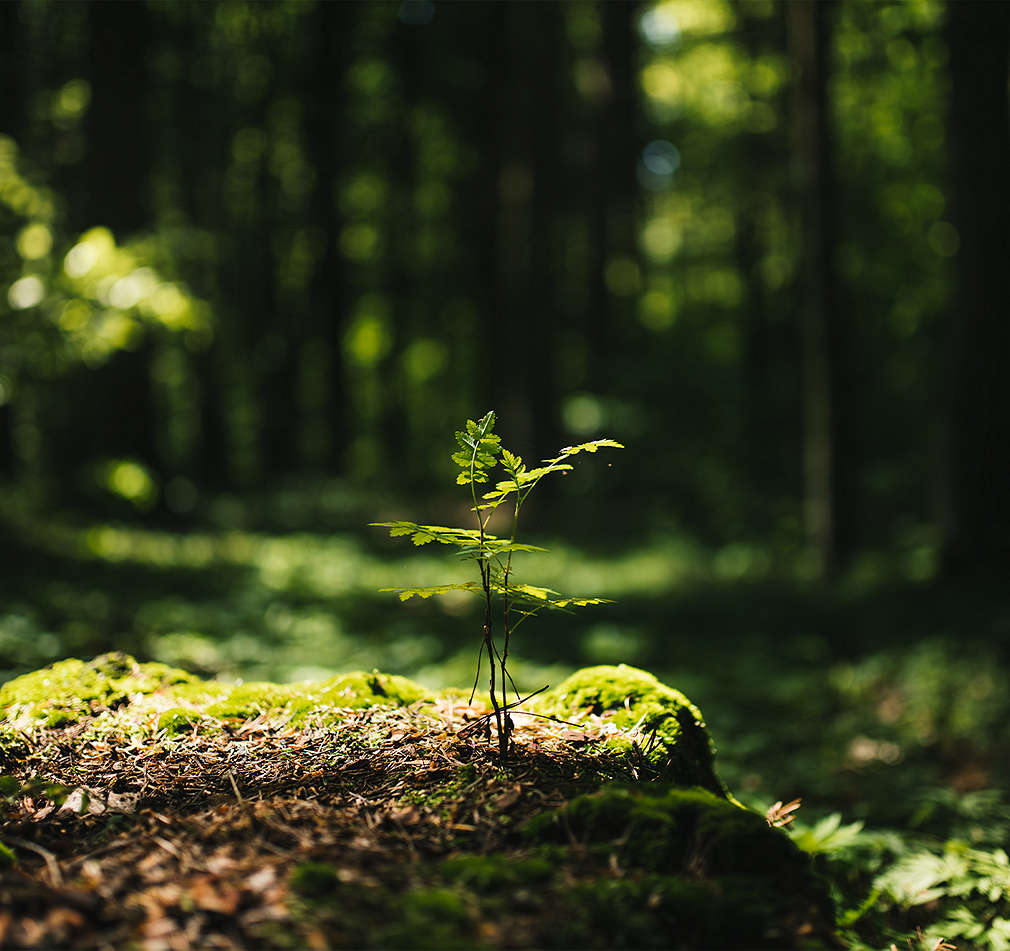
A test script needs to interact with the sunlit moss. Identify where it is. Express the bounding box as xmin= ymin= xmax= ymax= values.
xmin=535 ymin=664 xmax=726 ymax=792
xmin=0 ymin=653 xmax=198 ymax=730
